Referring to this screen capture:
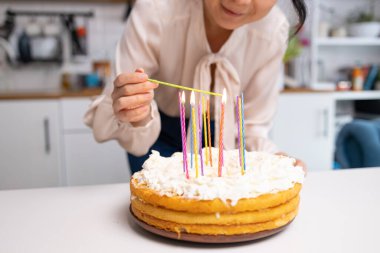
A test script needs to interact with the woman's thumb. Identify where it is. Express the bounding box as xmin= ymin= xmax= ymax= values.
xmin=135 ymin=68 xmax=145 ymax=73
